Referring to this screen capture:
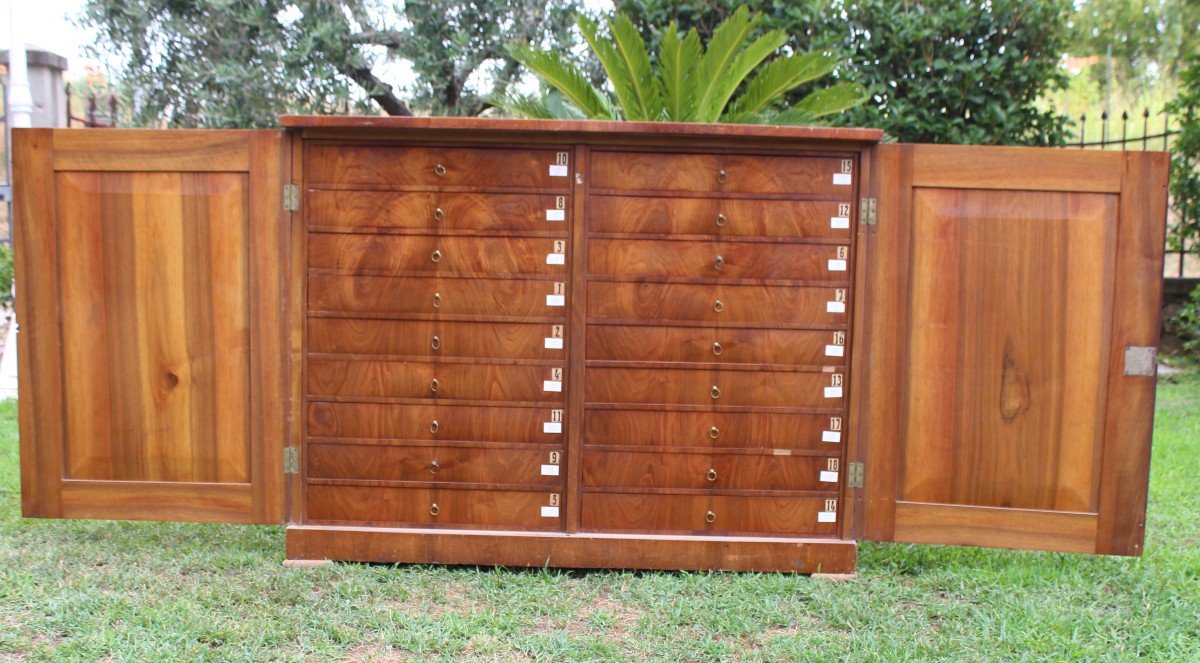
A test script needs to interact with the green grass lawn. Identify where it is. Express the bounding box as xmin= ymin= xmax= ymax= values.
xmin=2 ymin=375 xmax=1198 ymax=662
